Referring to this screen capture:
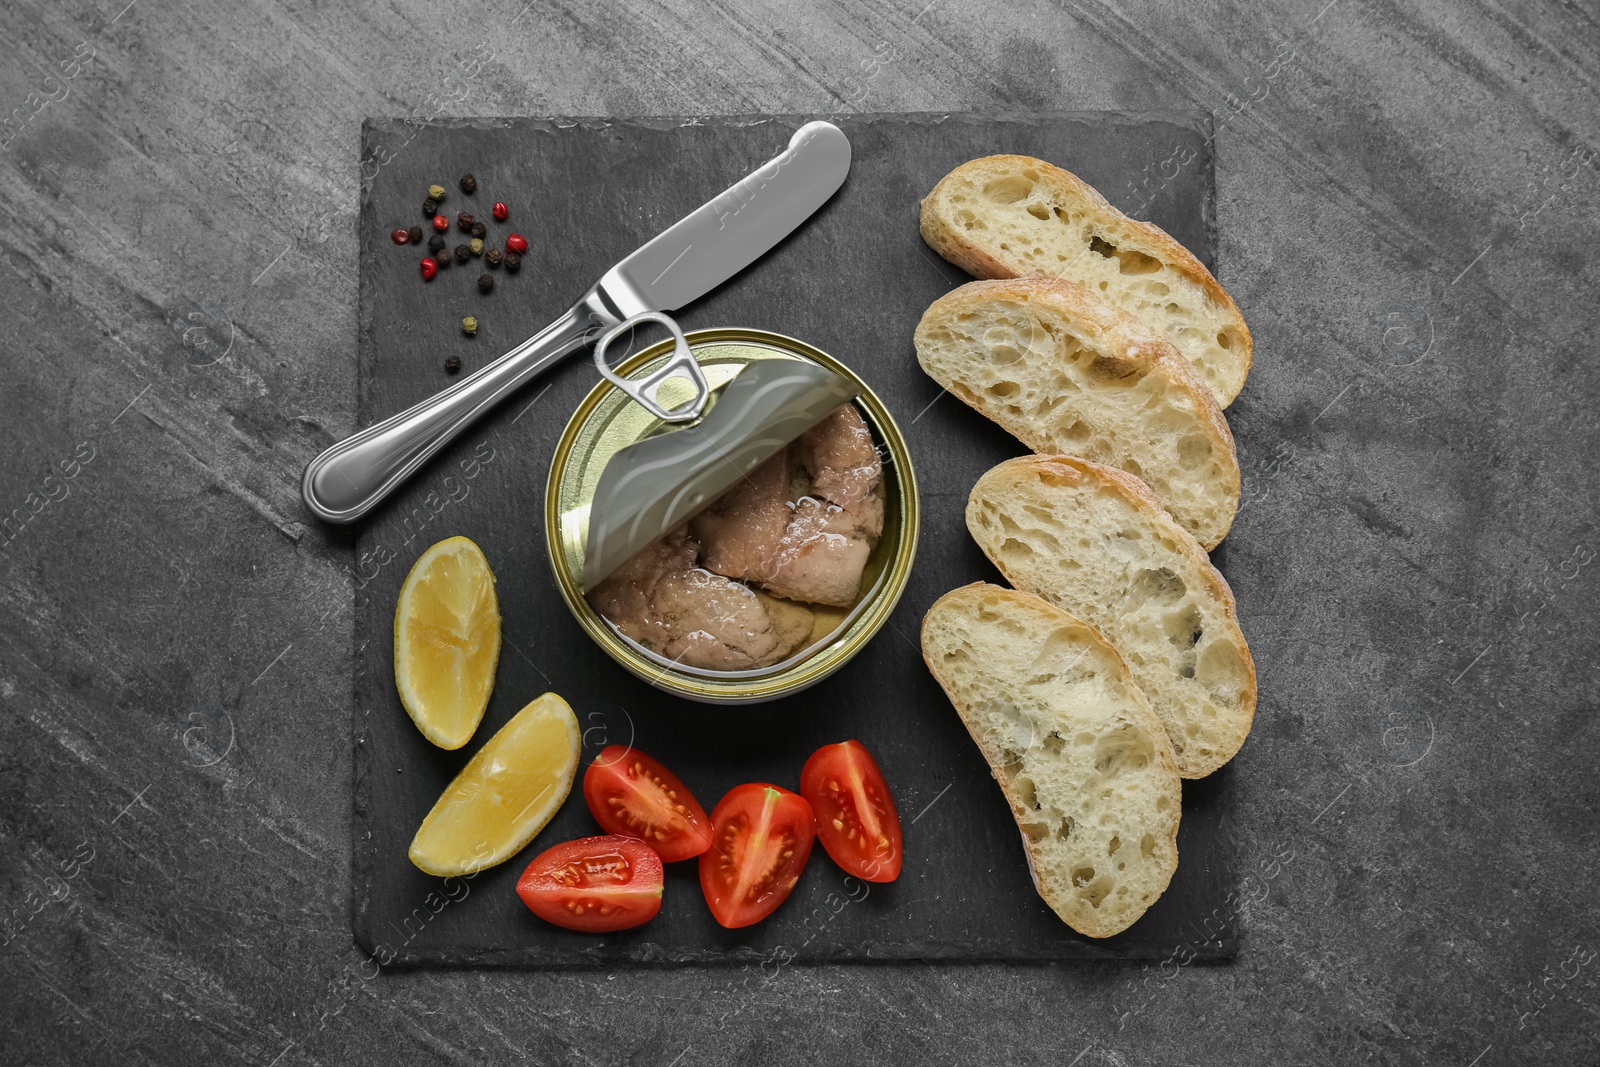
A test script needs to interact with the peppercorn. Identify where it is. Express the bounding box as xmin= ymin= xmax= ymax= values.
xmin=503 ymin=251 xmax=521 ymax=273
xmin=478 ymin=273 xmax=494 ymax=294
xmin=407 ymin=225 xmax=423 ymax=245
xmin=391 ymin=228 xmax=411 ymax=245
xmin=420 ymin=257 xmax=437 ymax=281
xmin=423 ymin=197 xmax=438 ymax=216
xmin=428 ymin=184 xmax=447 ymax=202
xmin=469 ymin=238 xmax=484 ymax=256
xmin=485 ymin=248 xmax=502 ymax=269
xmin=470 ymin=220 xmax=487 ymax=240
xmin=428 ymin=233 xmax=447 ymax=253
xmin=434 ymin=249 xmax=450 ymax=269
xmin=445 ymin=354 xmax=462 ymax=374
xmin=492 ymin=201 xmax=508 ymax=221
xmin=453 ymin=243 xmax=471 ymax=264
xmin=461 ymin=316 xmax=478 ymax=337
xmin=457 ymin=212 xmax=475 ymax=232
xmin=505 ymin=233 xmax=528 ymax=255
xmin=459 ymin=173 xmax=477 ymax=194
xmin=432 ymin=214 xmax=449 ymax=232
